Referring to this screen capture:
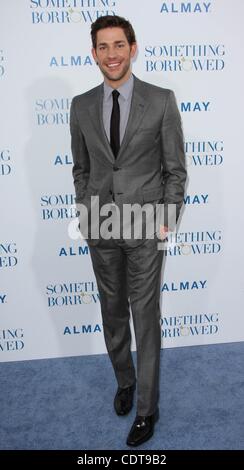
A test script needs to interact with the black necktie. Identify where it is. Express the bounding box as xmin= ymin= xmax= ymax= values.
xmin=110 ymin=90 xmax=120 ymax=158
